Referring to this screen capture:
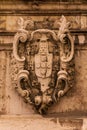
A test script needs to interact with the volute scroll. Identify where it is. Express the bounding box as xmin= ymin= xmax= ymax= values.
xmin=13 ymin=30 xmax=28 ymax=62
